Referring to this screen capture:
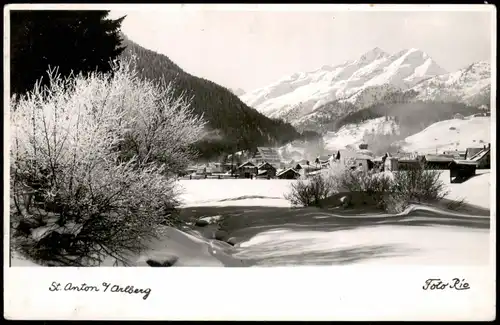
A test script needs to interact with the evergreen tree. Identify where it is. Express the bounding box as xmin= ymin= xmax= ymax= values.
xmin=10 ymin=10 xmax=126 ymax=95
